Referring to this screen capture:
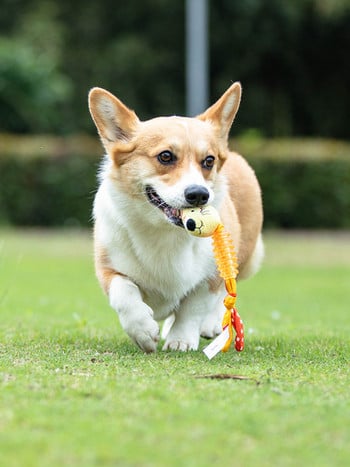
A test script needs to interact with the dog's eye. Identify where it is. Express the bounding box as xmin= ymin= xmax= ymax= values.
xmin=157 ymin=150 xmax=177 ymax=165
xmin=201 ymin=155 xmax=215 ymax=170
